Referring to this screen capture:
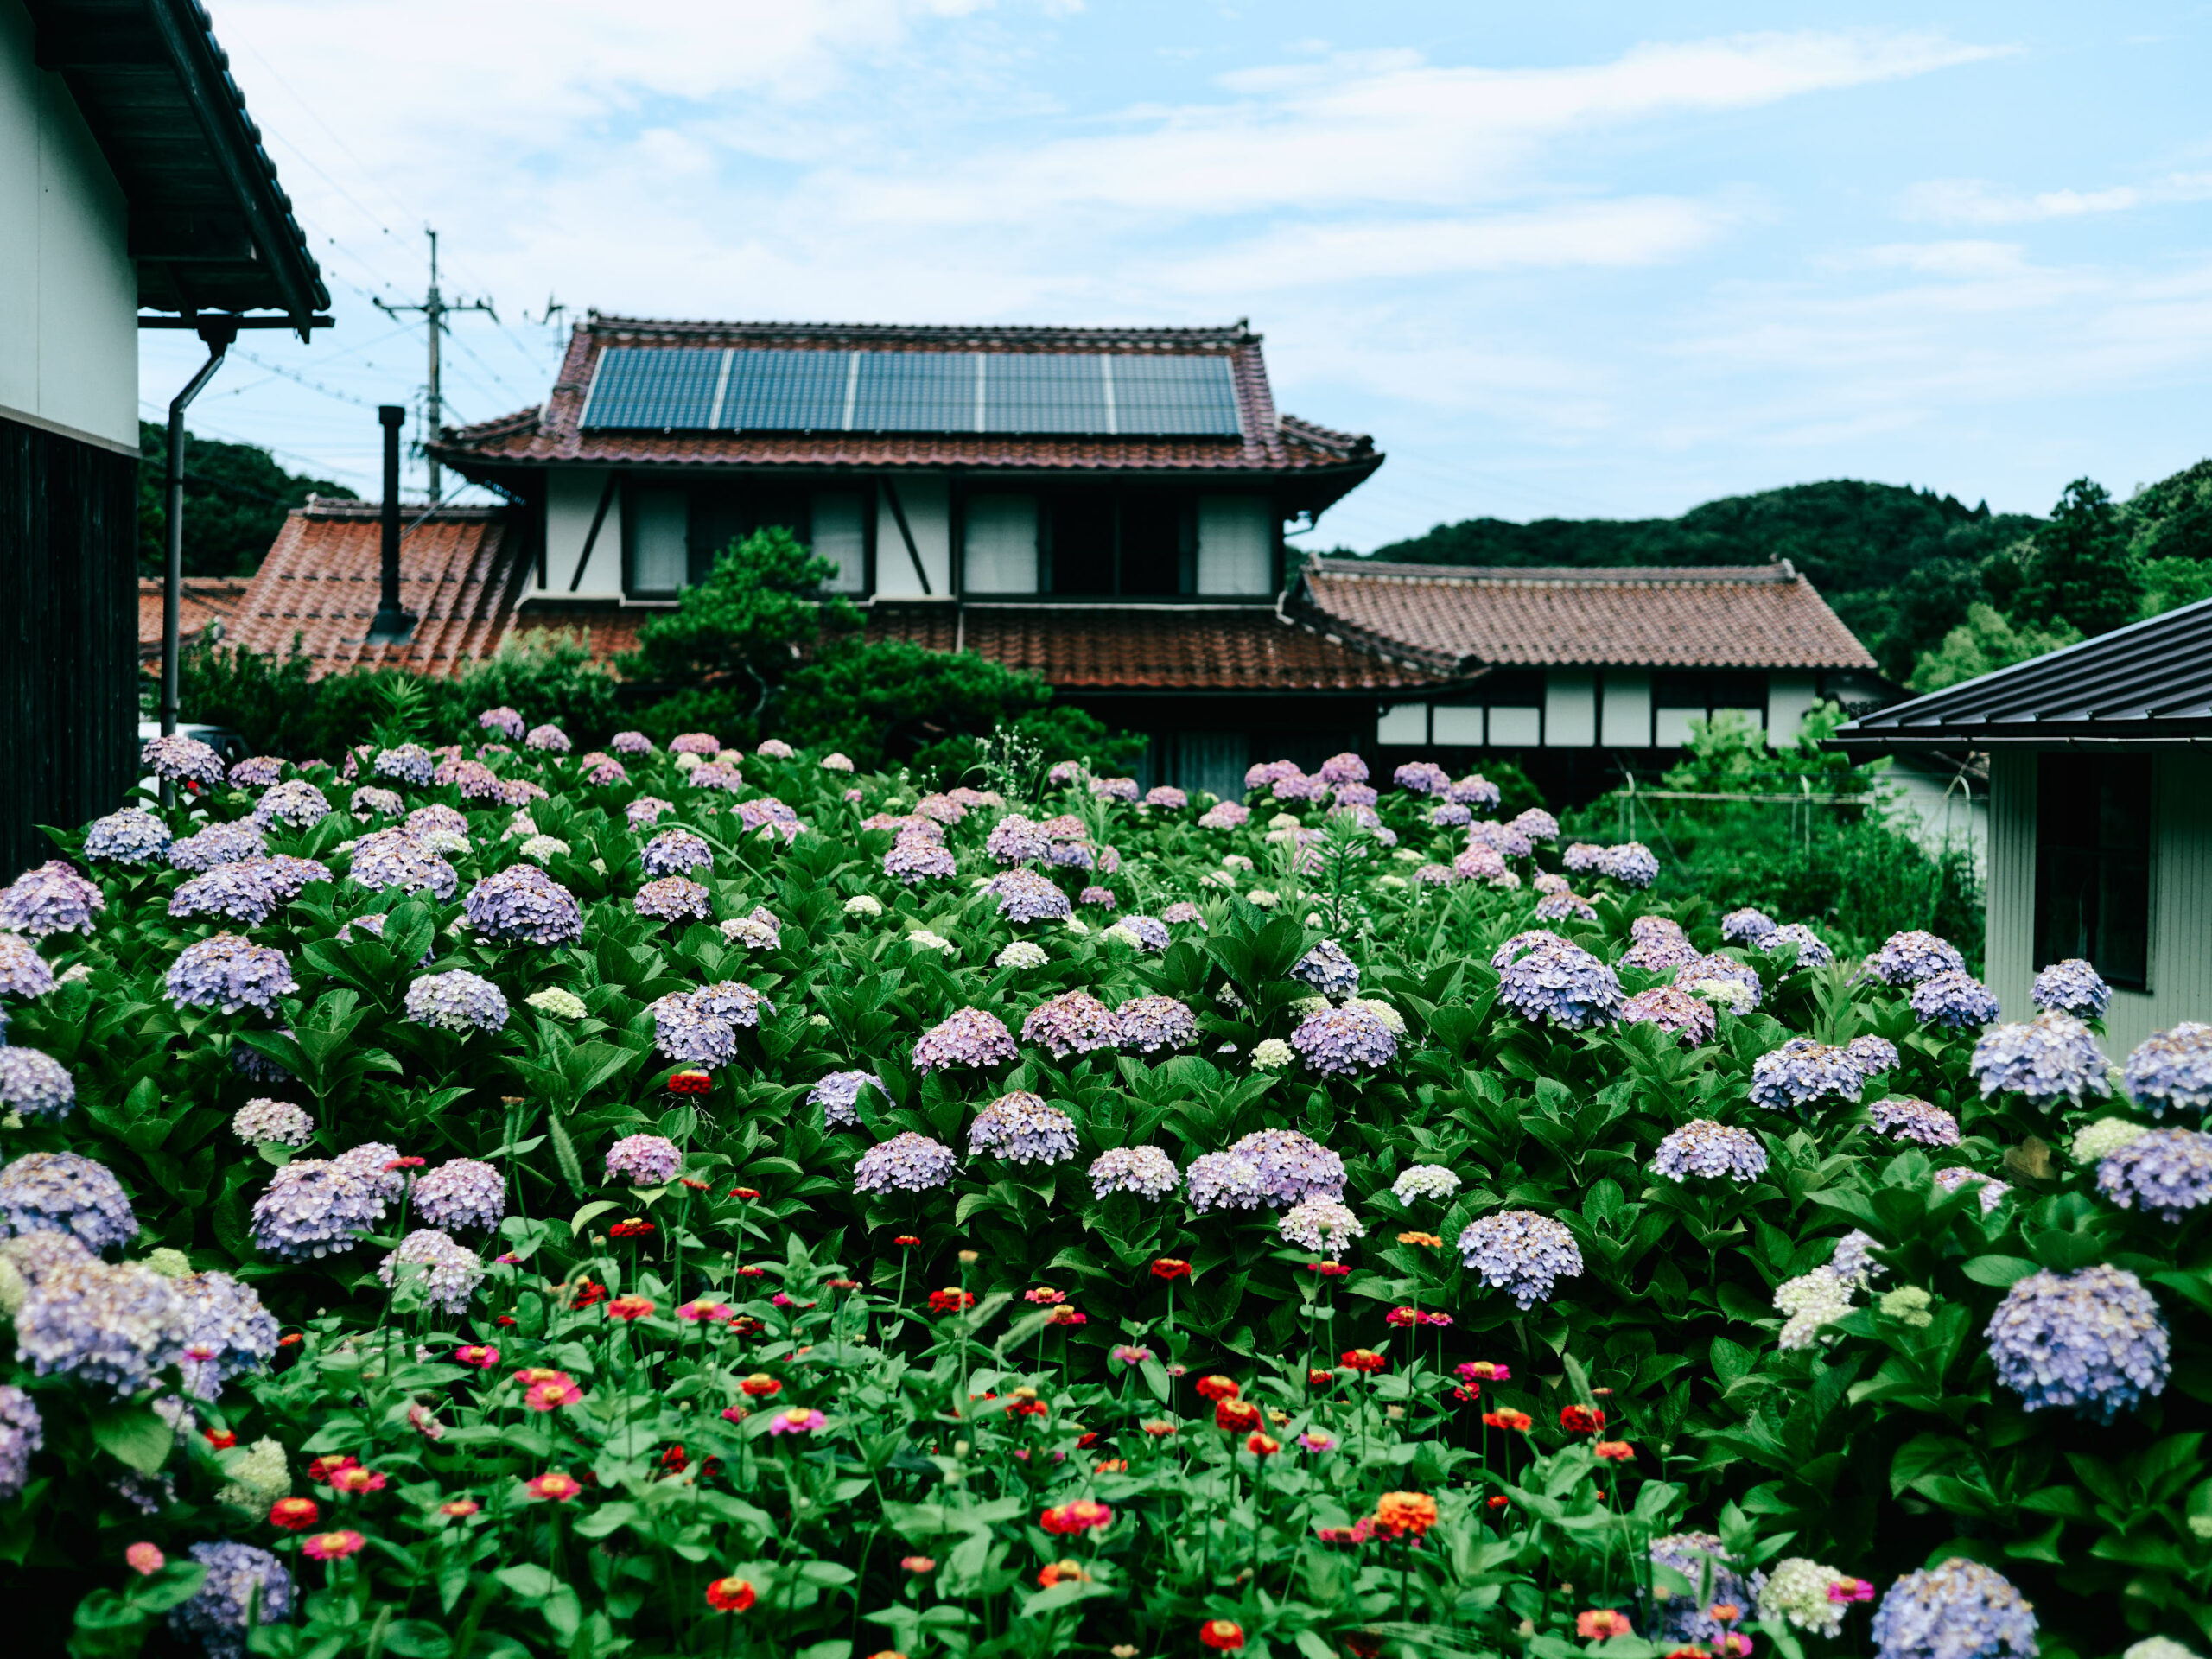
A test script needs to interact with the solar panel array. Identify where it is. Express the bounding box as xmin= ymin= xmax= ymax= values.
xmin=580 ymin=347 xmax=1243 ymax=437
